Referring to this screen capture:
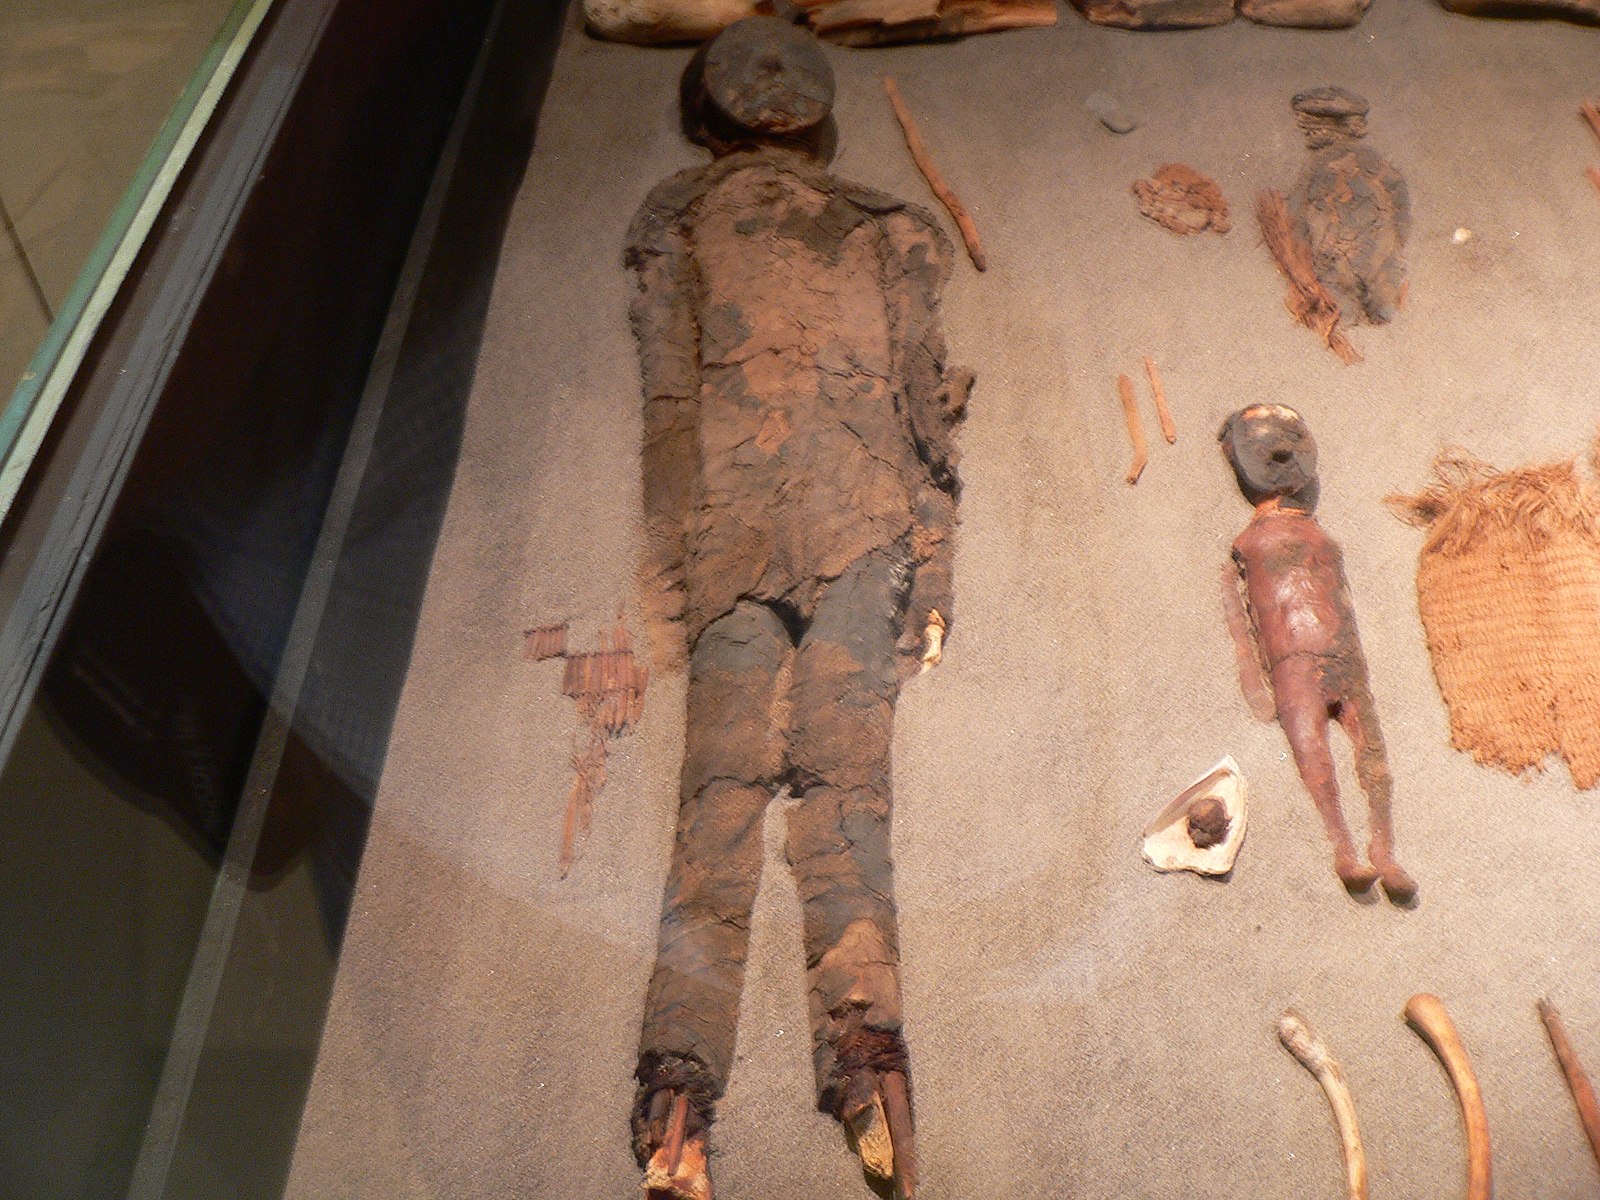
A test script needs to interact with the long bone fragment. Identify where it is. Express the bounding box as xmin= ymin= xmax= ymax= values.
xmin=1537 ymin=997 xmax=1600 ymax=1171
xmin=1404 ymin=993 xmax=1492 ymax=1200
xmin=1278 ymin=1010 xmax=1367 ymax=1200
